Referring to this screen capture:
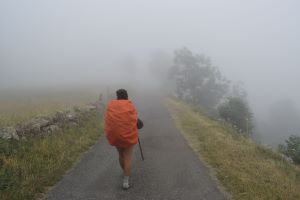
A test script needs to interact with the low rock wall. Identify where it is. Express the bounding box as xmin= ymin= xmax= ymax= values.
xmin=0 ymin=100 xmax=104 ymax=140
